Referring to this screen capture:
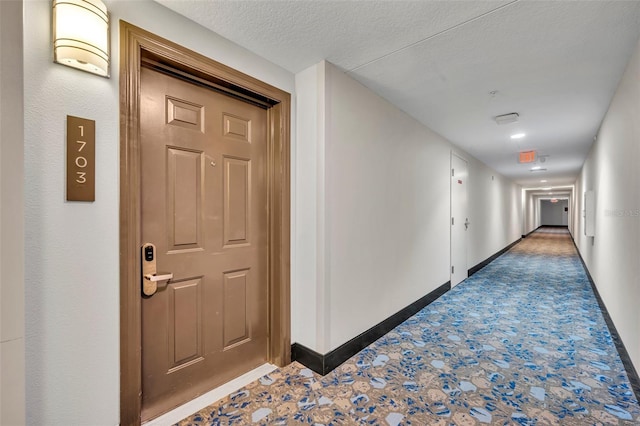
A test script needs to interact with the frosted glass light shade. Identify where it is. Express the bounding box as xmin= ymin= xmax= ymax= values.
xmin=53 ymin=0 xmax=110 ymax=77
